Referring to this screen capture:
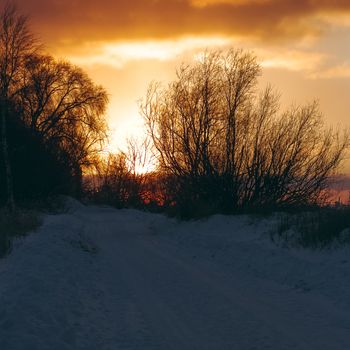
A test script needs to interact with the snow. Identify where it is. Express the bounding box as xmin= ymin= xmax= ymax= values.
xmin=1 ymin=203 xmax=350 ymax=349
